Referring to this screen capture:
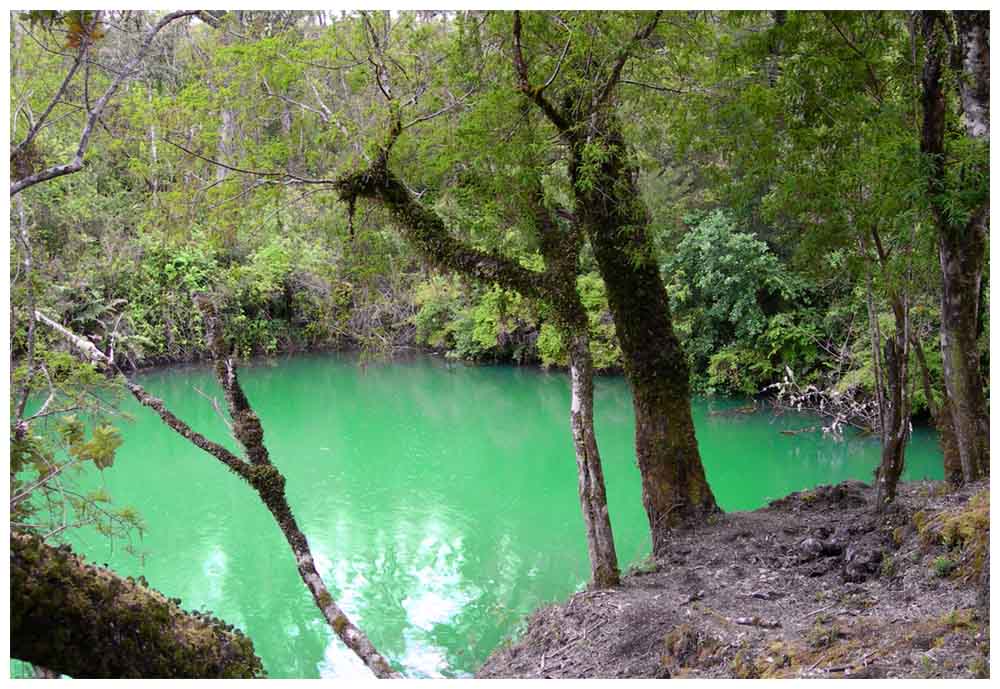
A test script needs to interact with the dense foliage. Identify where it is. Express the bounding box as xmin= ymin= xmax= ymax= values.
xmin=9 ymin=10 xmax=989 ymax=530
